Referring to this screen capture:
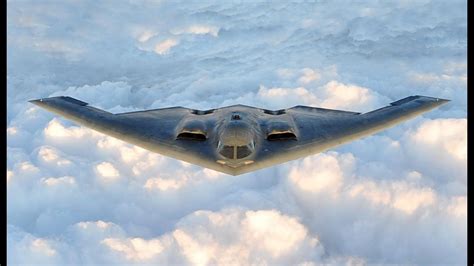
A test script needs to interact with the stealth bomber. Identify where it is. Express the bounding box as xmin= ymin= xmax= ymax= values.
xmin=30 ymin=95 xmax=449 ymax=175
